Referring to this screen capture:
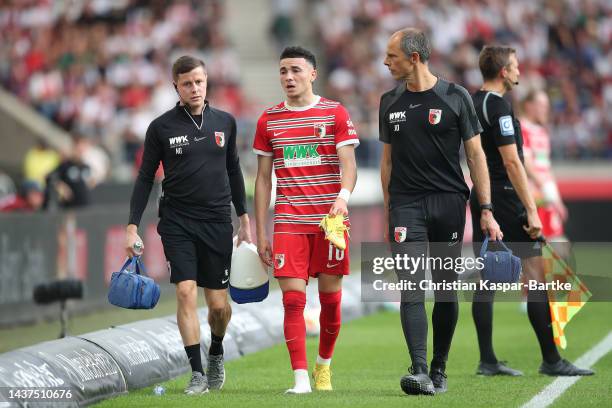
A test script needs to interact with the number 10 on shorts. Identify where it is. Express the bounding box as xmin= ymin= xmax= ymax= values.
xmin=328 ymin=243 xmax=345 ymax=261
